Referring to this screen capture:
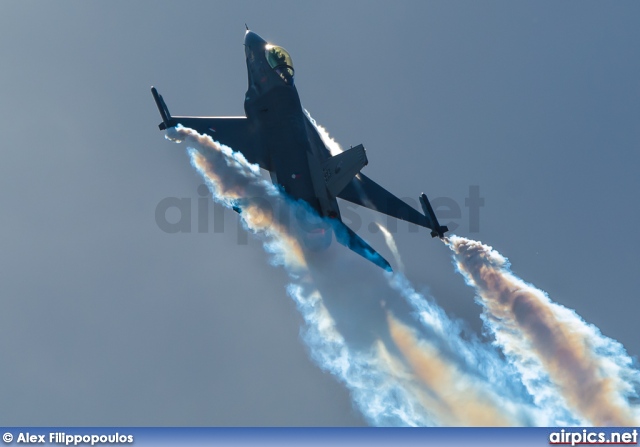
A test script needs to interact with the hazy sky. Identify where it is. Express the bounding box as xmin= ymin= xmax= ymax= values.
xmin=1 ymin=1 xmax=638 ymax=426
